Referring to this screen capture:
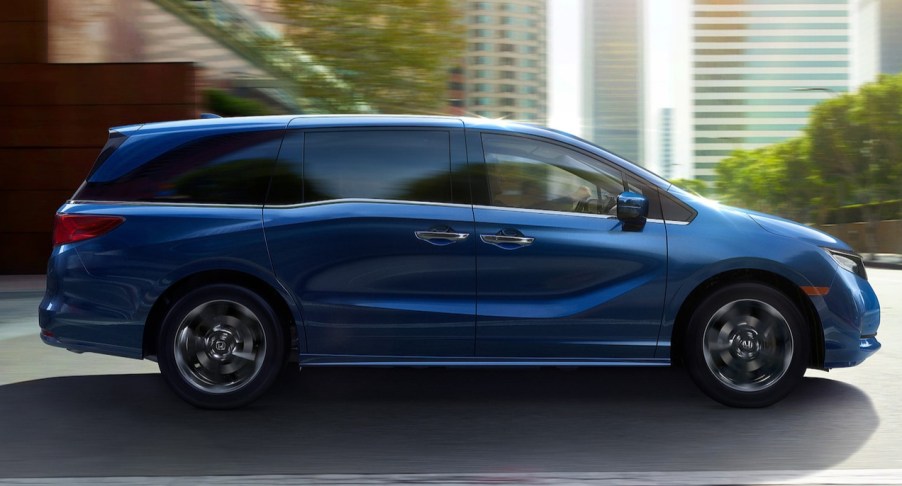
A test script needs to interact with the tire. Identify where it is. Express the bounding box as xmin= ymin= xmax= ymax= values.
xmin=684 ymin=283 xmax=809 ymax=408
xmin=157 ymin=284 xmax=286 ymax=409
